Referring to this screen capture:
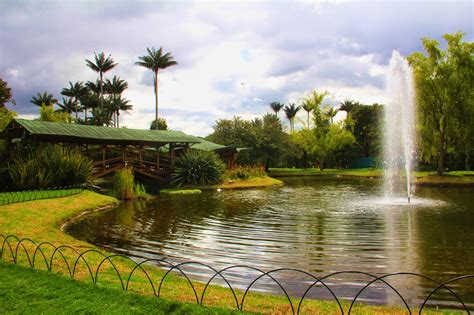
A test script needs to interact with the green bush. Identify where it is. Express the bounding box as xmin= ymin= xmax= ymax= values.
xmin=112 ymin=166 xmax=148 ymax=200
xmin=225 ymin=166 xmax=266 ymax=180
xmin=171 ymin=150 xmax=225 ymax=187
xmin=113 ymin=166 xmax=135 ymax=200
xmin=8 ymin=145 xmax=92 ymax=190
